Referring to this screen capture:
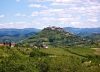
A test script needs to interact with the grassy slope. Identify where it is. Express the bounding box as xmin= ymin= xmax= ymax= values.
xmin=0 ymin=46 xmax=100 ymax=72
xmin=66 ymin=48 xmax=95 ymax=55
xmin=1 ymin=46 xmax=99 ymax=59
xmin=39 ymin=47 xmax=72 ymax=56
xmin=39 ymin=47 xmax=96 ymax=57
